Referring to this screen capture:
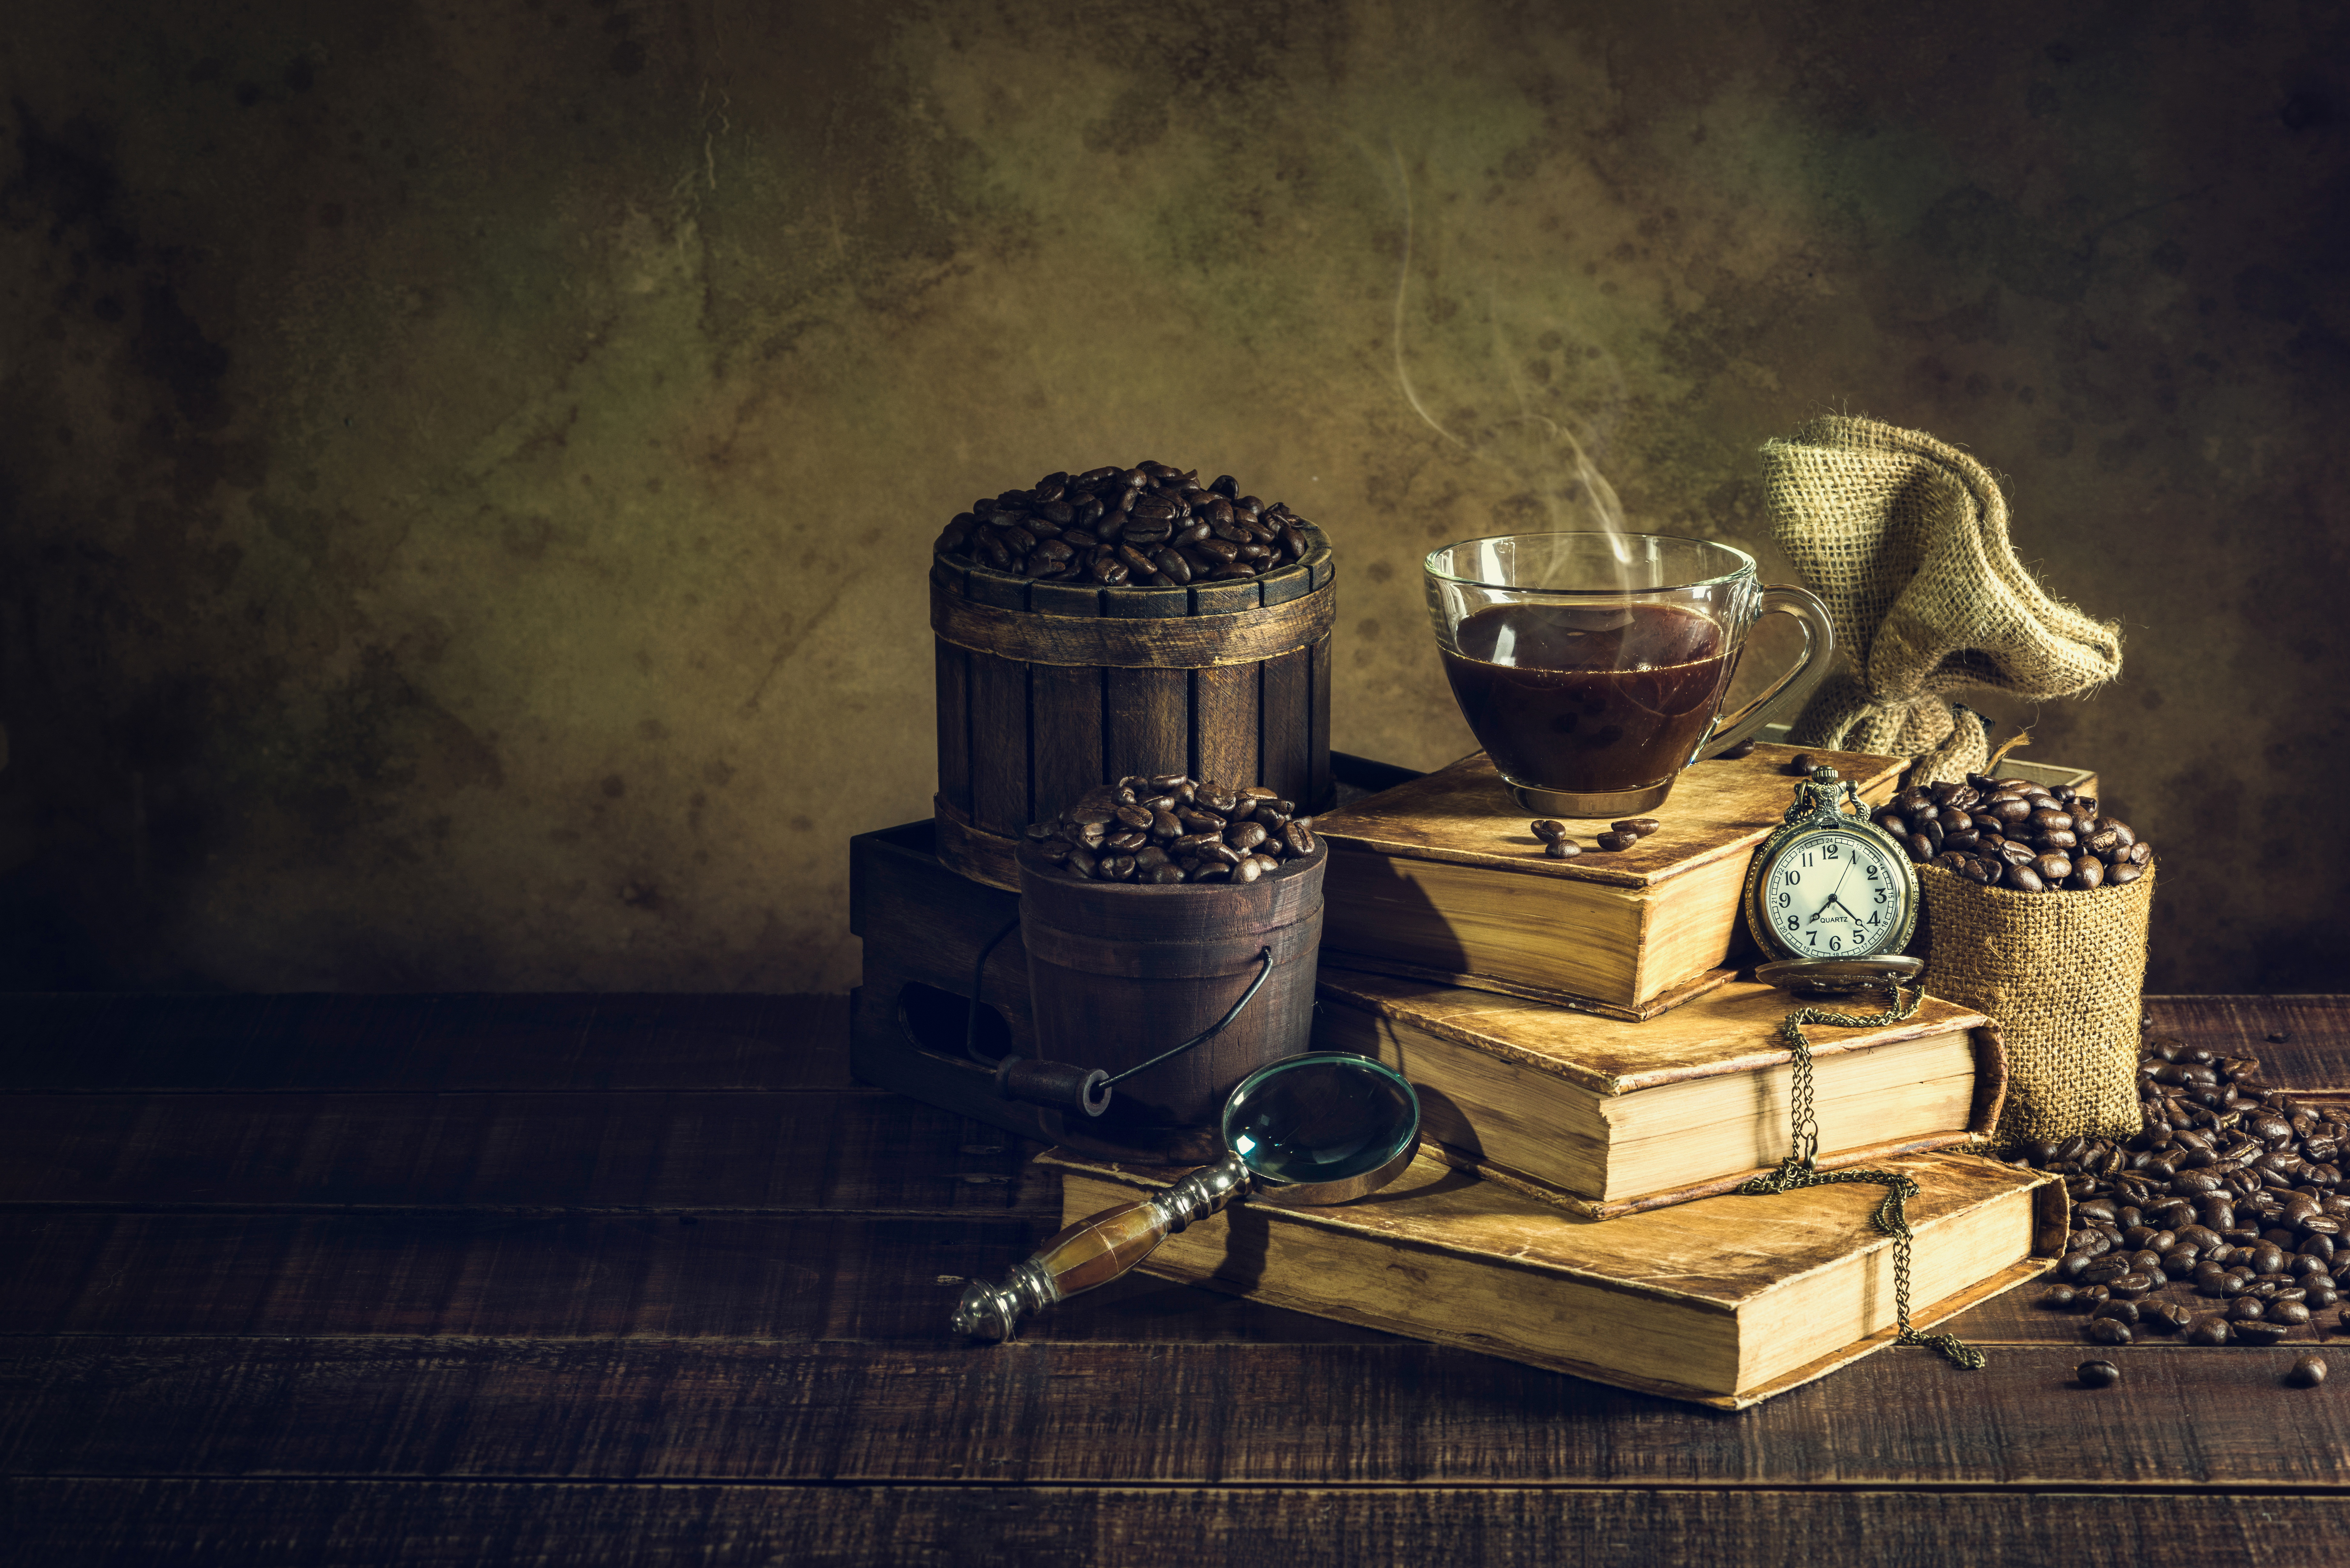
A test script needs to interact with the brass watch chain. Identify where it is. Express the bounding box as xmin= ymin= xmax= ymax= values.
xmin=1738 ymin=984 xmax=1987 ymax=1372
